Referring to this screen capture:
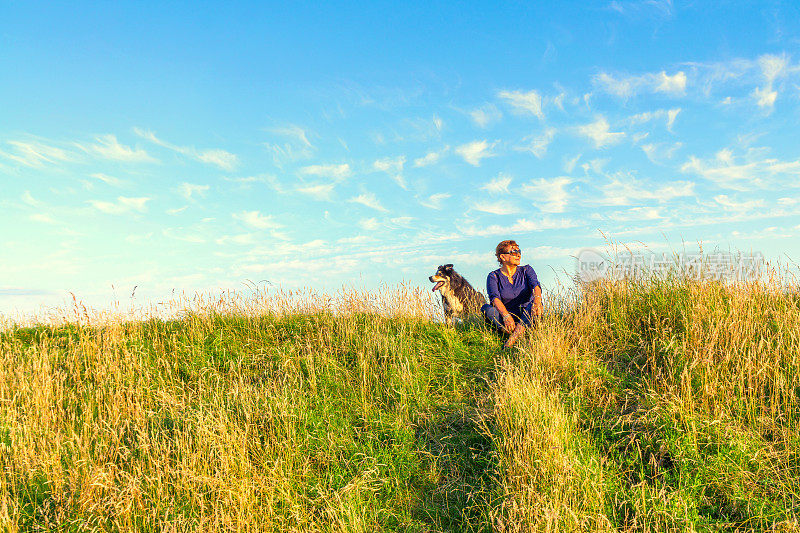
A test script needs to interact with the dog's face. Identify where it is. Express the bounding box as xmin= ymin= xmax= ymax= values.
xmin=428 ymin=264 xmax=454 ymax=292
